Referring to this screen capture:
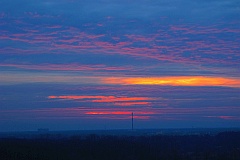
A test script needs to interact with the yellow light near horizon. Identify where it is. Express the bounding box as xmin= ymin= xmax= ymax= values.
xmin=102 ymin=76 xmax=240 ymax=88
